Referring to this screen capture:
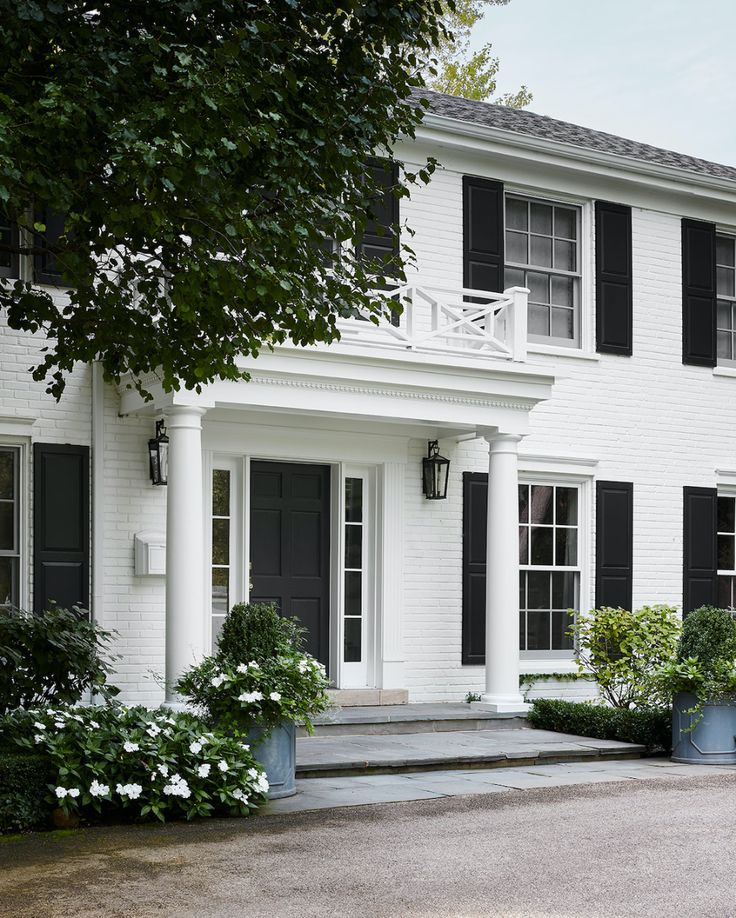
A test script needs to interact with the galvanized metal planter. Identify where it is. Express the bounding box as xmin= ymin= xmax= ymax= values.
xmin=246 ymin=722 xmax=297 ymax=799
xmin=671 ymin=691 xmax=736 ymax=765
